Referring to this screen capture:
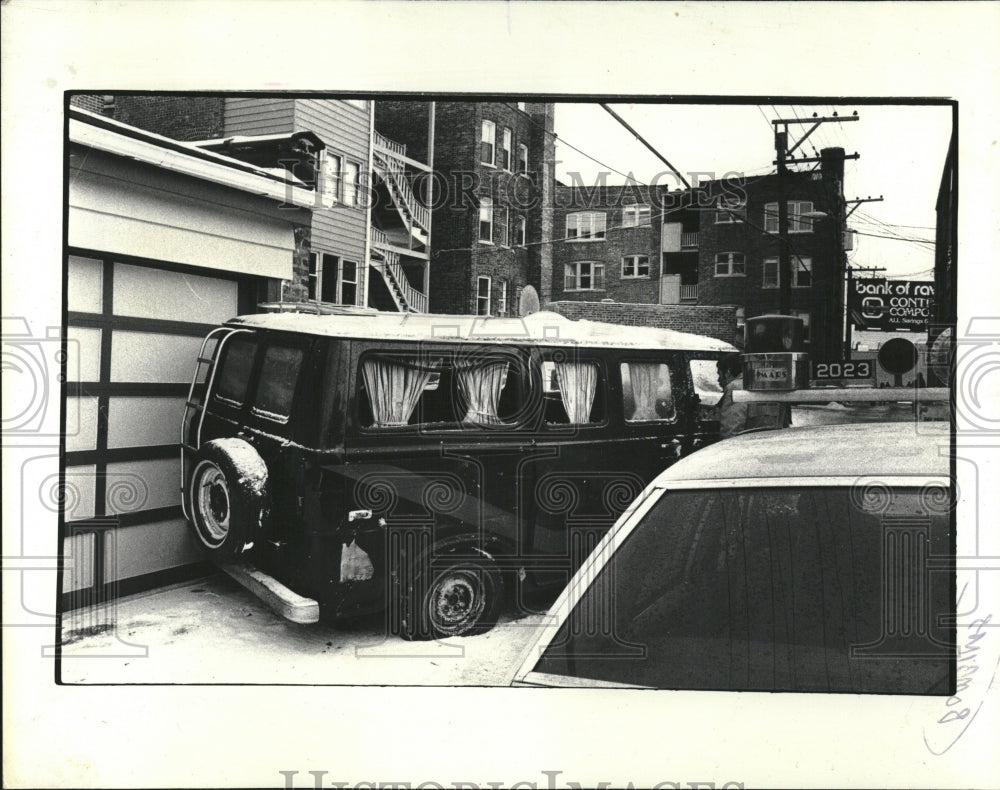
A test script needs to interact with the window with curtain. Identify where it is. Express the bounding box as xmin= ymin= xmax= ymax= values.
xmin=621 ymin=361 xmax=675 ymax=422
xmin=360 ymin=356 xmax=441 ymax=428
xmin=554 ymin=361 xmax=599 ymax=424
xmin=455 ymin=360 xmax=510 ymax=425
